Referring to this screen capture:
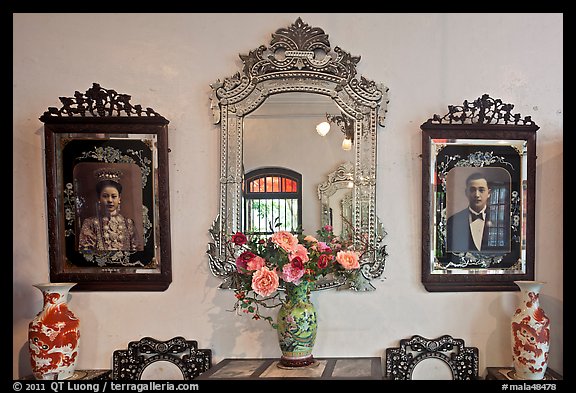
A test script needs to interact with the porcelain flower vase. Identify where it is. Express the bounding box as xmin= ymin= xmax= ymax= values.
xmin=28 ymin=283 xmax=80 ymax=380
xmin=276 ymin=282 xmax=317 ymax=368
xmin=511 ymin=281 xmax=550 ymax=380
